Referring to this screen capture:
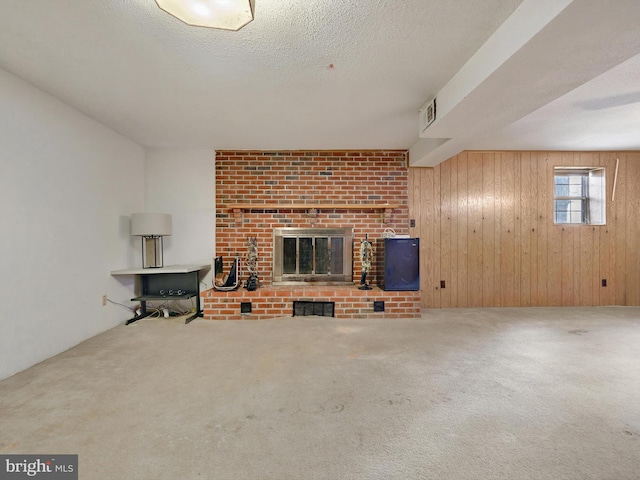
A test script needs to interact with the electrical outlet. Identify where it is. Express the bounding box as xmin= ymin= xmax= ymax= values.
xmin=440 ymin=280 xmax=446 ymax=289
xmin=102 ymin=295 xmax=108 ymax=306
xmin=602 ymin=279 xmax=607 ymax=287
